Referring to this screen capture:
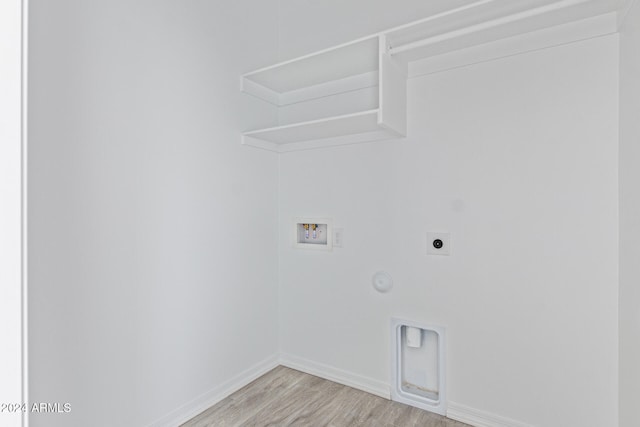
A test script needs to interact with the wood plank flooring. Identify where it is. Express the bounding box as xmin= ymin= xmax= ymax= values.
xmin=181 ymin=366 xmax=471 ymax=427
